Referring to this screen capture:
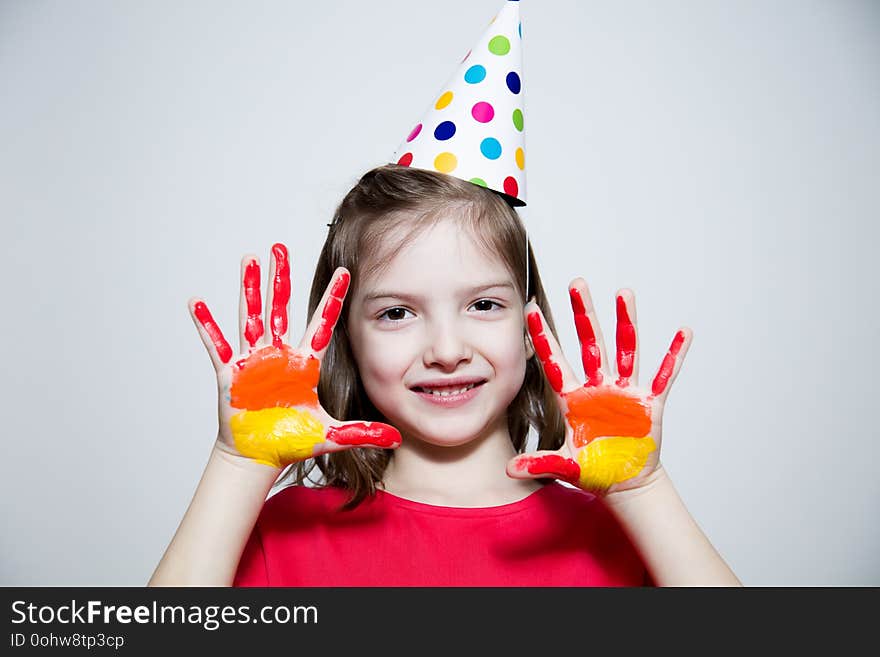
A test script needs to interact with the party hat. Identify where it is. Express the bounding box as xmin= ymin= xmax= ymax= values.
xmin=391 ymin=0 xmax=527 ymax=206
